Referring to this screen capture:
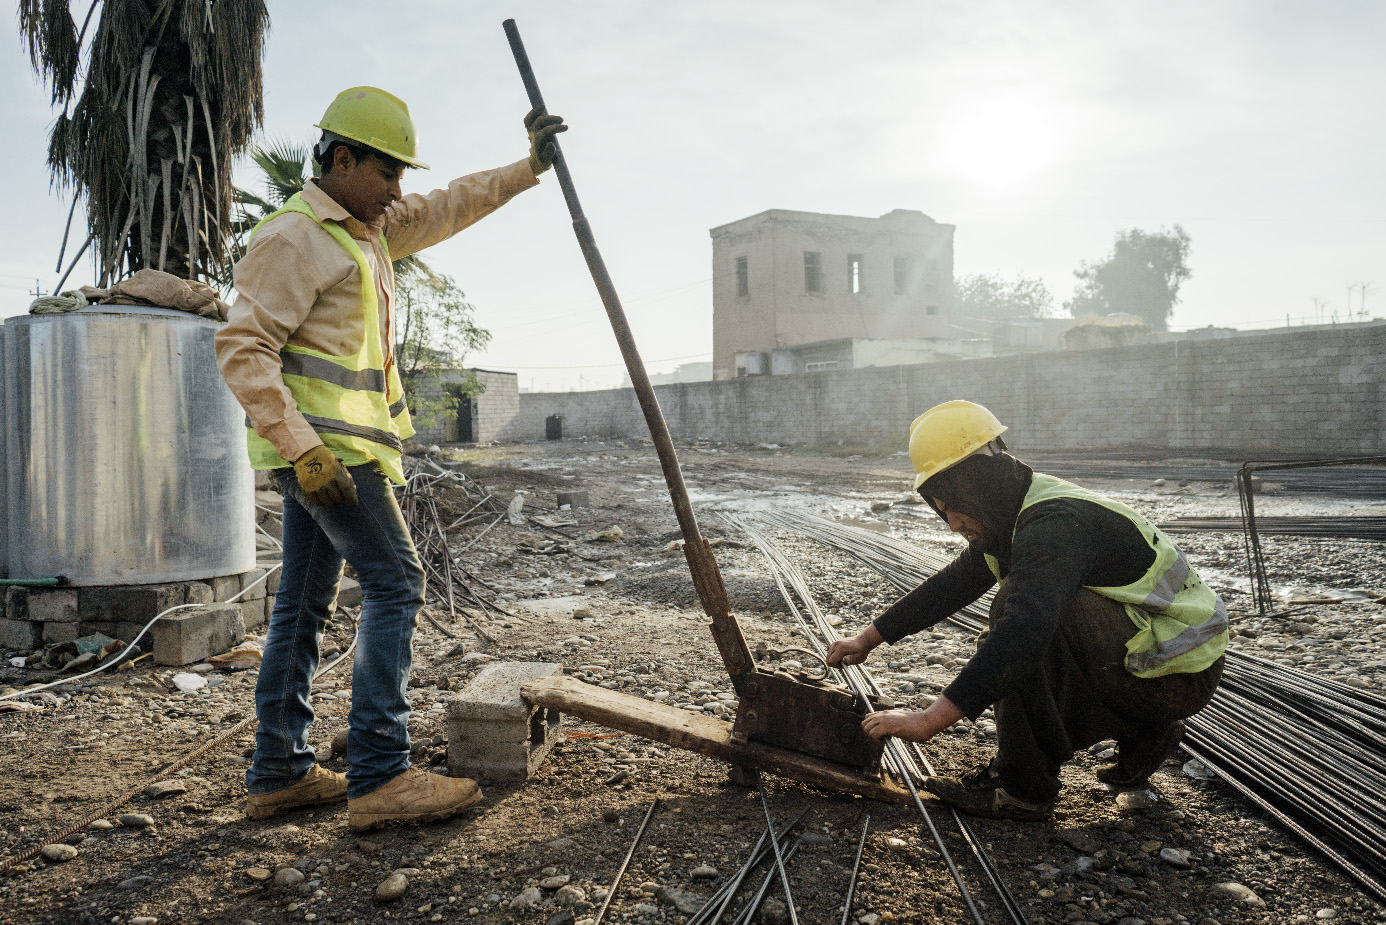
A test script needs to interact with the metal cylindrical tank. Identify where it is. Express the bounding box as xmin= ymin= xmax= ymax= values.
xmin=4 ymin=305 xmax=254 ymax=585
xmin=0 ymin=323 xmax=7 ymax=579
